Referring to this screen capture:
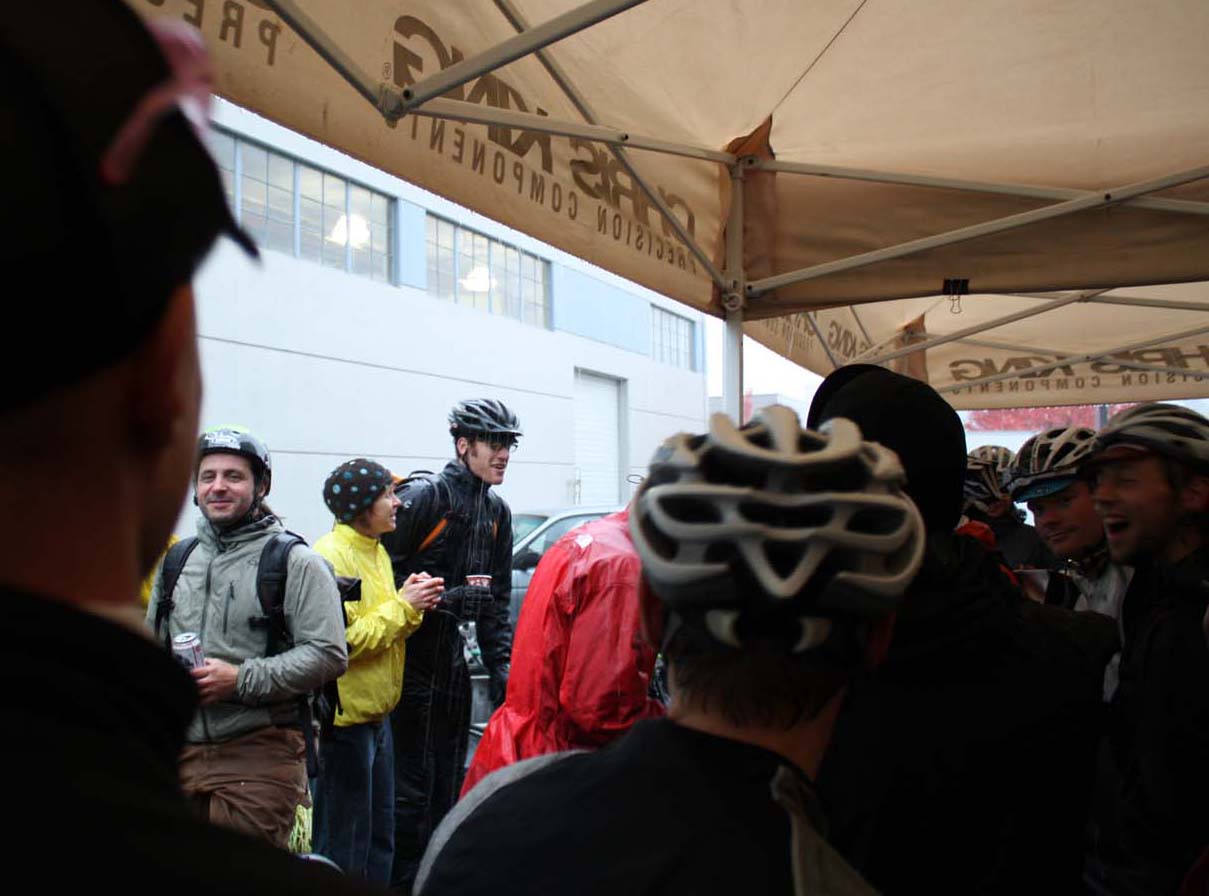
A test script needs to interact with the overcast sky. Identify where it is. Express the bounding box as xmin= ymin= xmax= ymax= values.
xmin=703 ymin=316 xmax=823 ymax=403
